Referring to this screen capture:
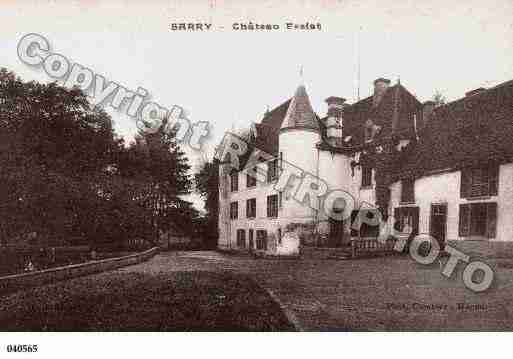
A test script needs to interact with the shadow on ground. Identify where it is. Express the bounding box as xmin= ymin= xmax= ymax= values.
xmin=0 ymin=270 xmax=295 ymax=331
